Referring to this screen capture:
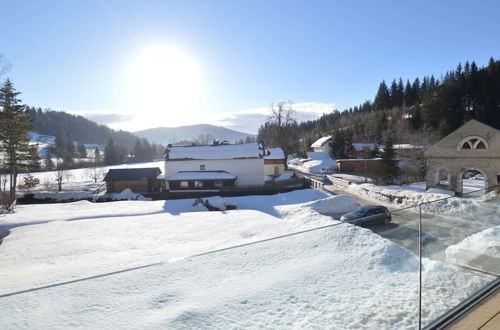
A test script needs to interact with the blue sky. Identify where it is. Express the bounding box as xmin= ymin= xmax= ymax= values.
xmin=2 ymin=0 xmax=500 ymax=132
